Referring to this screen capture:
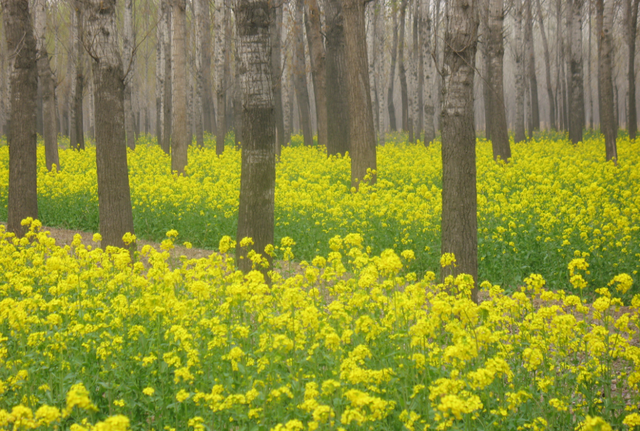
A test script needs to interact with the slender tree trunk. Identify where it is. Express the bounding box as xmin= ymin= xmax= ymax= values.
xmin=568 ymin=0 xmax=585 ymax=143
xmin=162 ymin=0 xmax=173 ymax=154
xmin=194 ymin=0 xmax=207 ymax=147
xmin=421 ymin=0 xmax=436 ymax=145
xmin=235 ymin=0 xmax=276 ymax=274
xmin=486 ymin=0 xmax=510 ymax=161
xmin=305 ymin=0 xmax=328 ymax=149
xmin=3 ymin=0 xmax=38 ymax=237
xmin=293 ymin=0 xmax=313 ymax=146
xmin=35 ymin=0 xmax=59 ymax=171
xmin=70 ymin=2 xmax=85 ymax=150
xmin=387 ymin=4 xmax=400 ymax=131
xmin=627 ymin=0 xmax=640 ymax=139
xmin=325 ymin=0 xmax=350 ymax=155
xmin=481 ymin=1 xmax=492 ymax=140
xmin=514 ymin=0 xmax=526 ymax=142
xmin=413 ymin=0 xmax=423 ymax=139
xmin=84 ymin=0 xmax=135 ymax=249
xmin=525 ymin=0 xmax=540 ymax=133
xmin=536 ymin=0 xmax=556 ymax=130
xmin=342 ymin=0 xmax=377 ymax=188
xmin=124 ymin=0 xmax=136 ymax=150
xmin=215 ymin=0 xmax=227 ymax=154
xmin=271 ymin=4 xmax=285 ymax=154
xmin=588 ymin=0 xmax=594 ymax=129
xmin=398 ymin=0 xmax=409 ymax=133
xmin=597 ymin=0 xmax=618 ymax=162
xmin=441 ymin=0 xmax=479 ymax=302
xmin=171 ymin=0 xmax=188 ymax=173
xmin=556 ymin=0 xmax=566 ymax=130
xmin=156 ymin=1 xmax=165 ymax=146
